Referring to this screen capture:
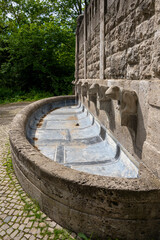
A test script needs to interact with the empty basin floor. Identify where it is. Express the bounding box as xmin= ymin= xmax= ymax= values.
xmin=32 ymin=104 xmax=138 ymax=178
